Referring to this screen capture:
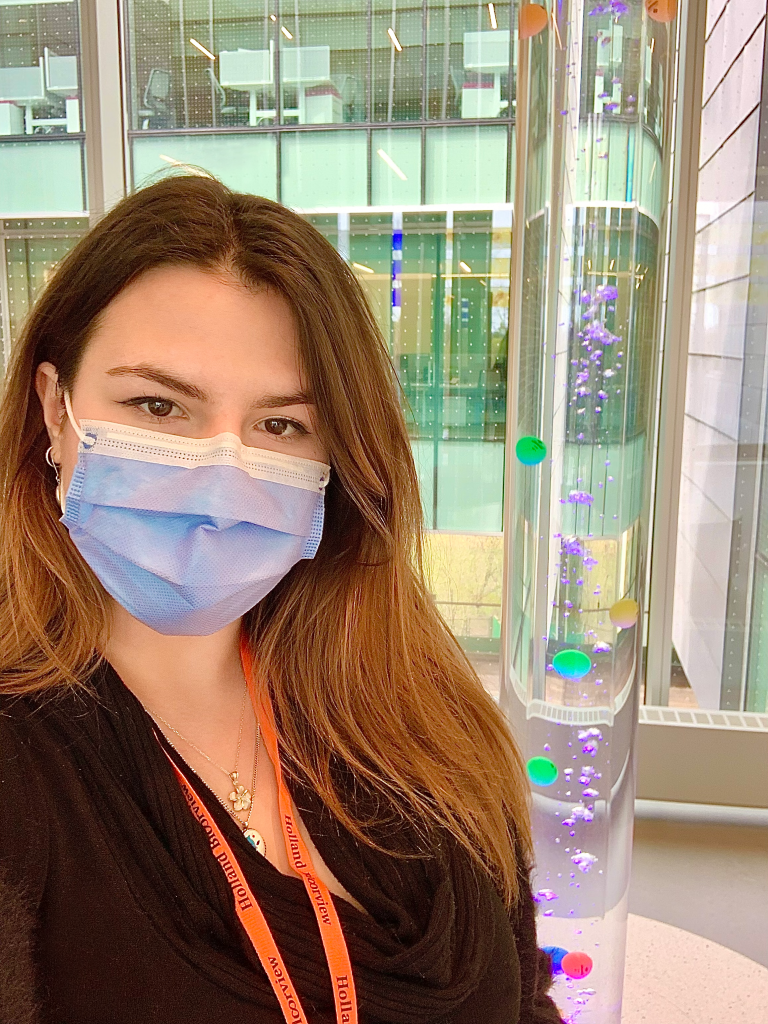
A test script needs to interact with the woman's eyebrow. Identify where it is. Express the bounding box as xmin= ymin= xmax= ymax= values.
xmin=107 ymin=365 xmax=314 ymax=409
xmin=106 ymin=364 xmax=209 ymax=401
xmin=255 ymin=390 xmax=314 ymax=409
